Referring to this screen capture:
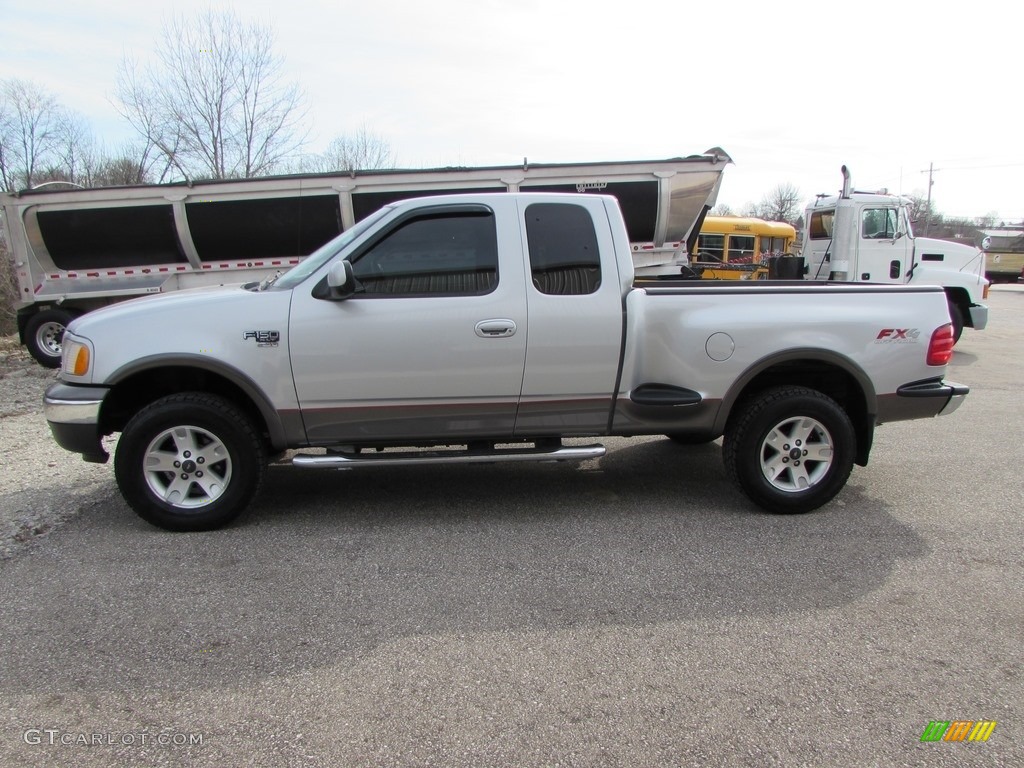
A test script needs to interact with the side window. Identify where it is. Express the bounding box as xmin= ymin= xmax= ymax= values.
xmin=696 ymin=233 xmax=725 ymax=261
xmin=350 ymin=210 xmax=498 ymax=296
xmin=809 ymin=210 xmax=834 ymax=239
xmin=862 ymin=208 xmax=898 ymax=239
xmin=525 ymin=203 xmax=602 ymax=295
xmin=727 ymin=234 xmax=756 ymax=263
